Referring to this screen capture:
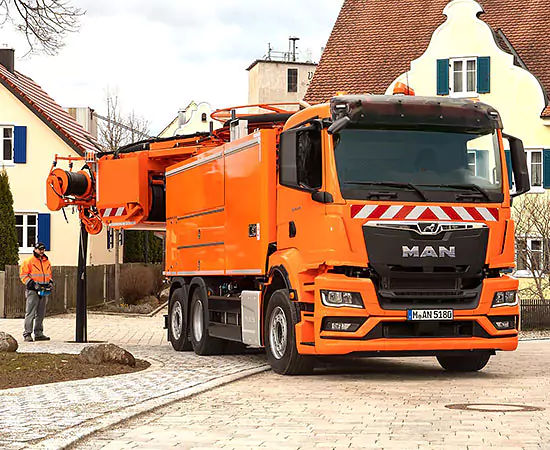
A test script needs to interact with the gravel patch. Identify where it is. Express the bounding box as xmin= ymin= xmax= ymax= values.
xmin=520 ymin=329 xmax=550 ymax=340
